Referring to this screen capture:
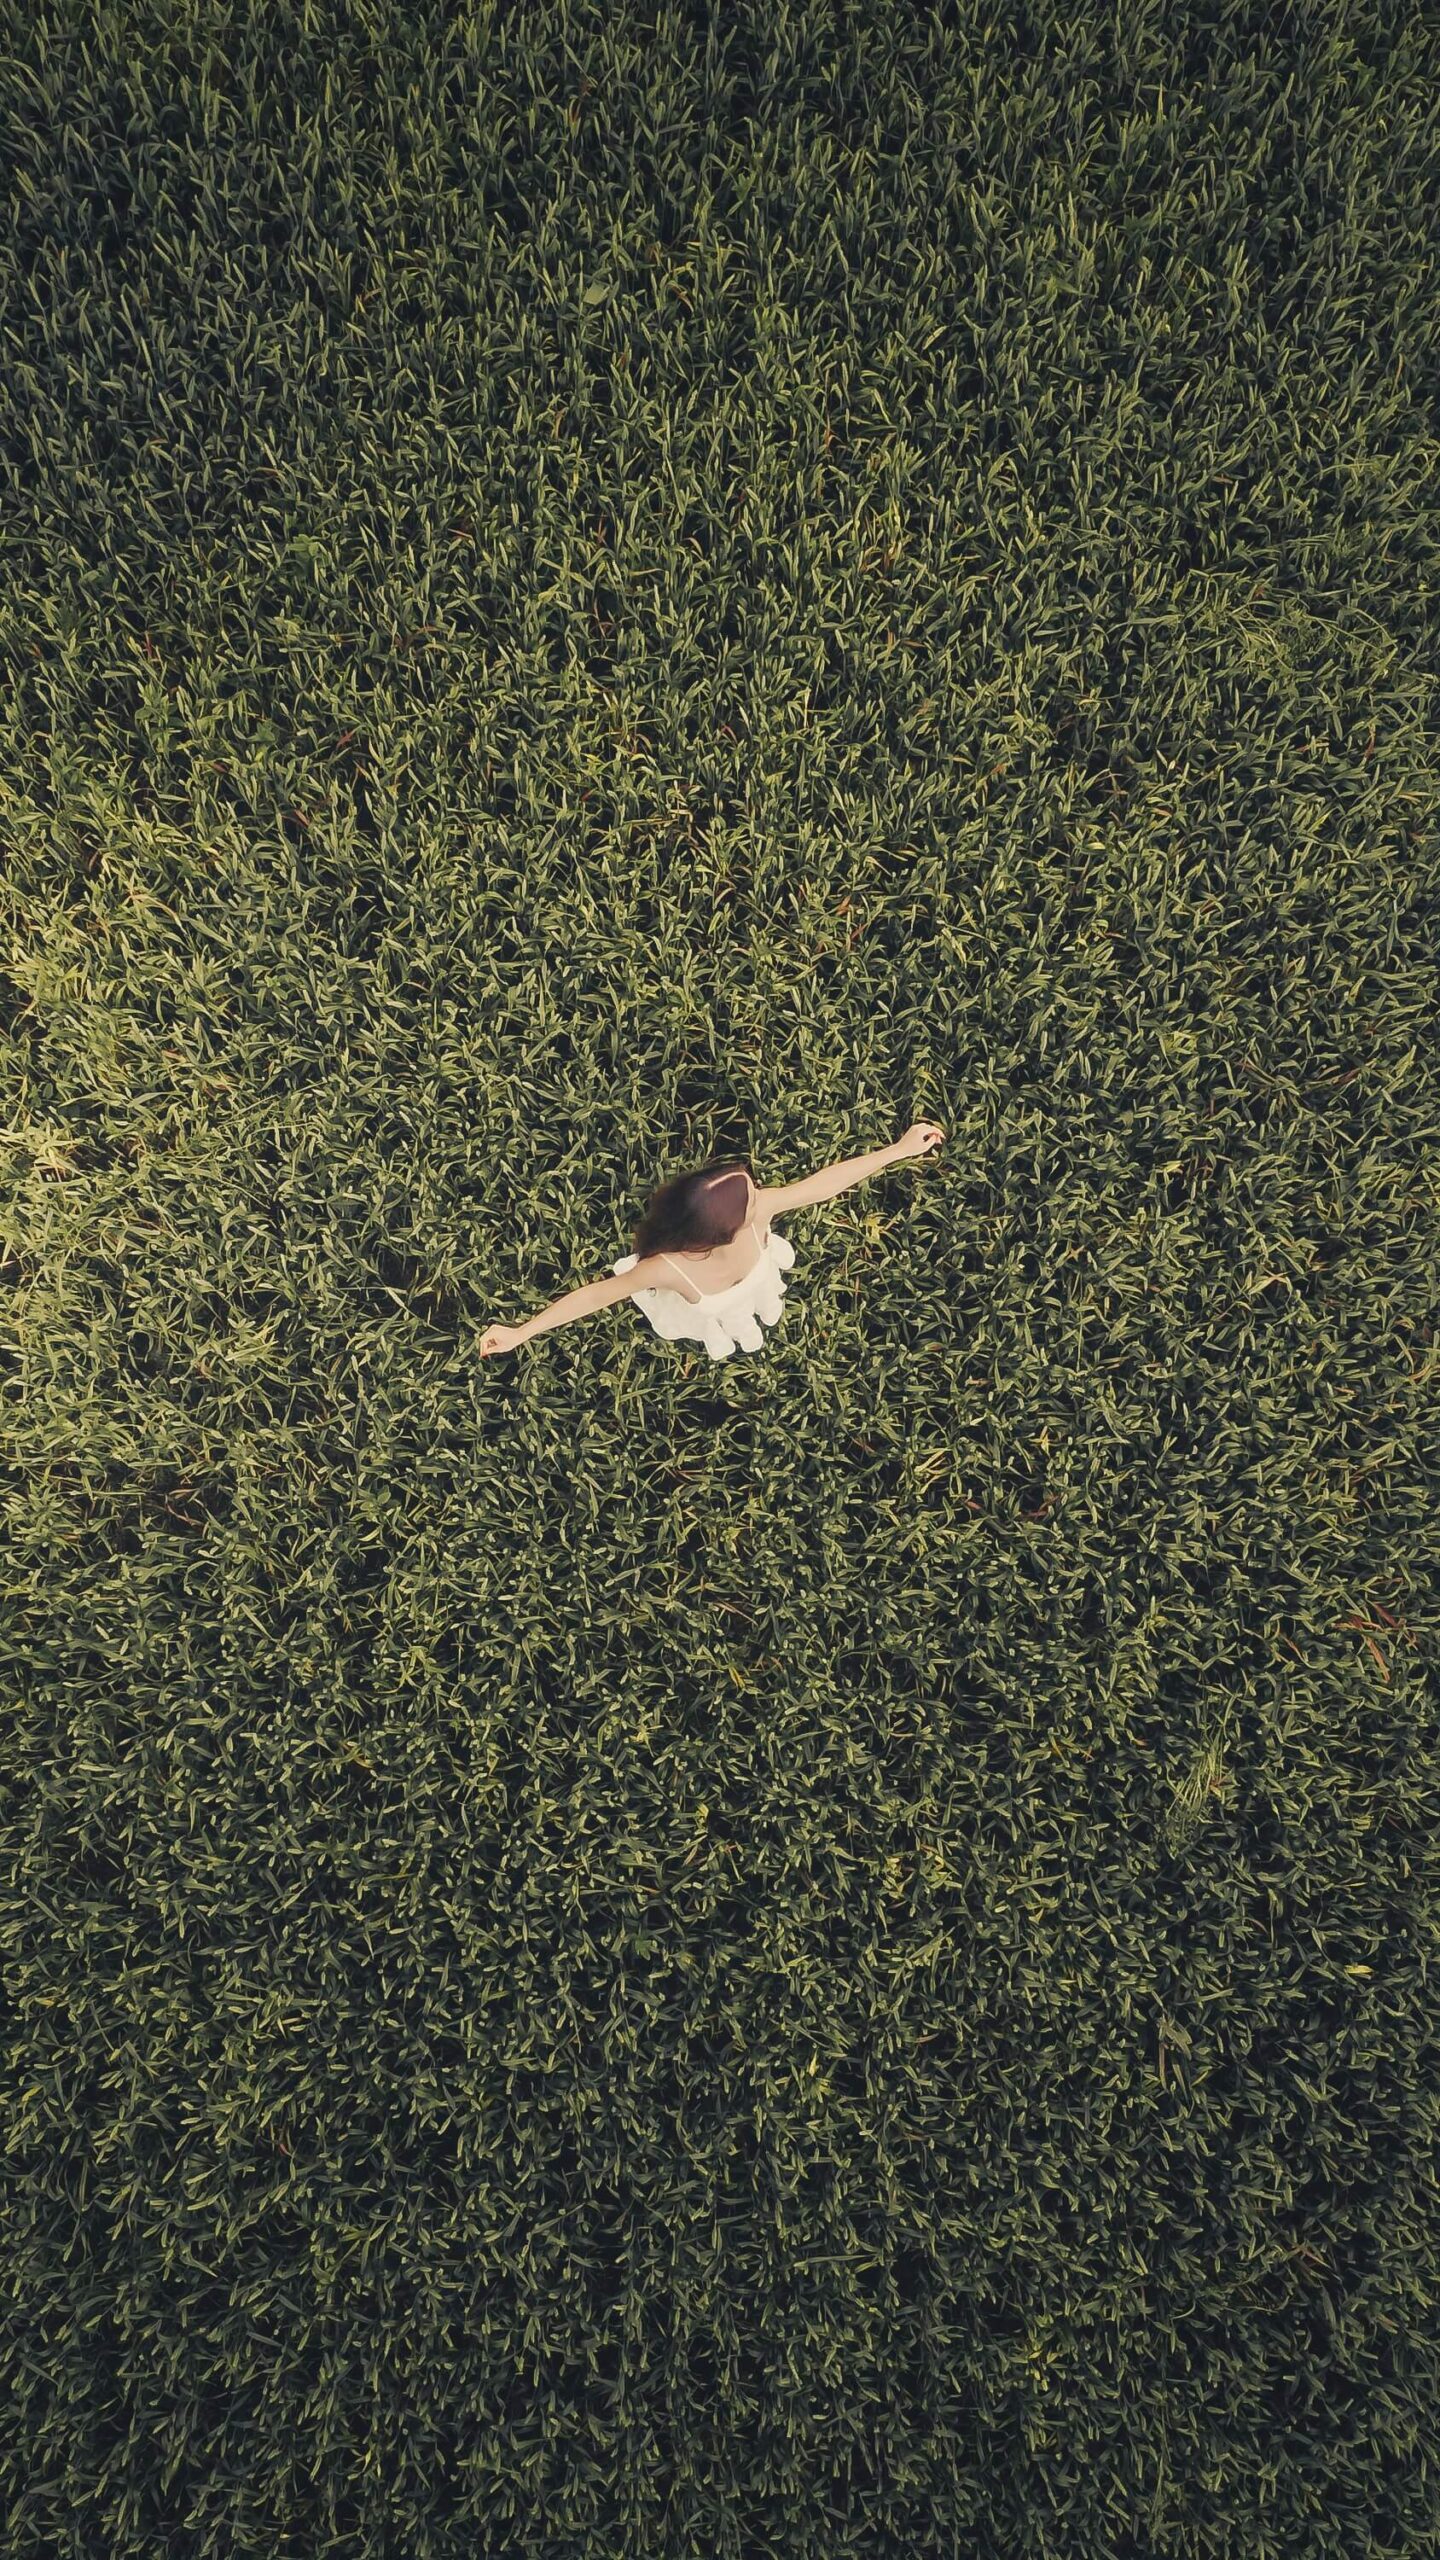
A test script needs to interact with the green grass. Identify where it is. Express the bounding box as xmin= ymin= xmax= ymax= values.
xmin=3 ymin=3 xmax=1439 ymax=2554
